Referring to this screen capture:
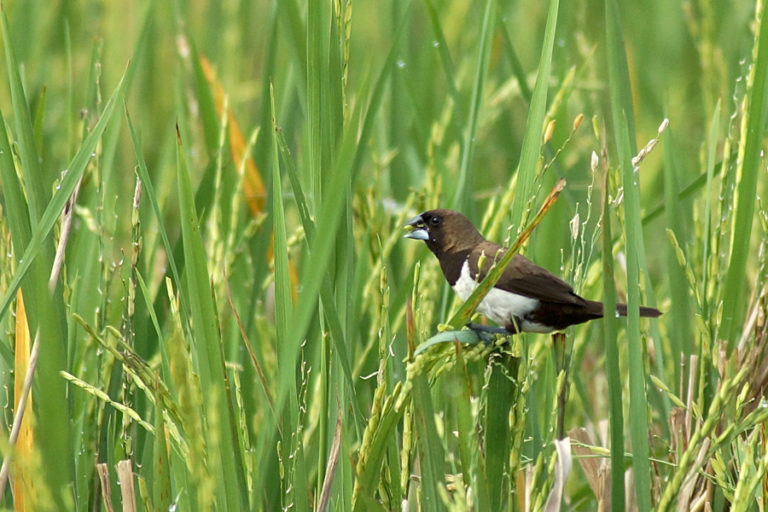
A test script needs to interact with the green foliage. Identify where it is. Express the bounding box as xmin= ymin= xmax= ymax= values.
xmin=0 ymin=0 xmax=766 ymax=510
